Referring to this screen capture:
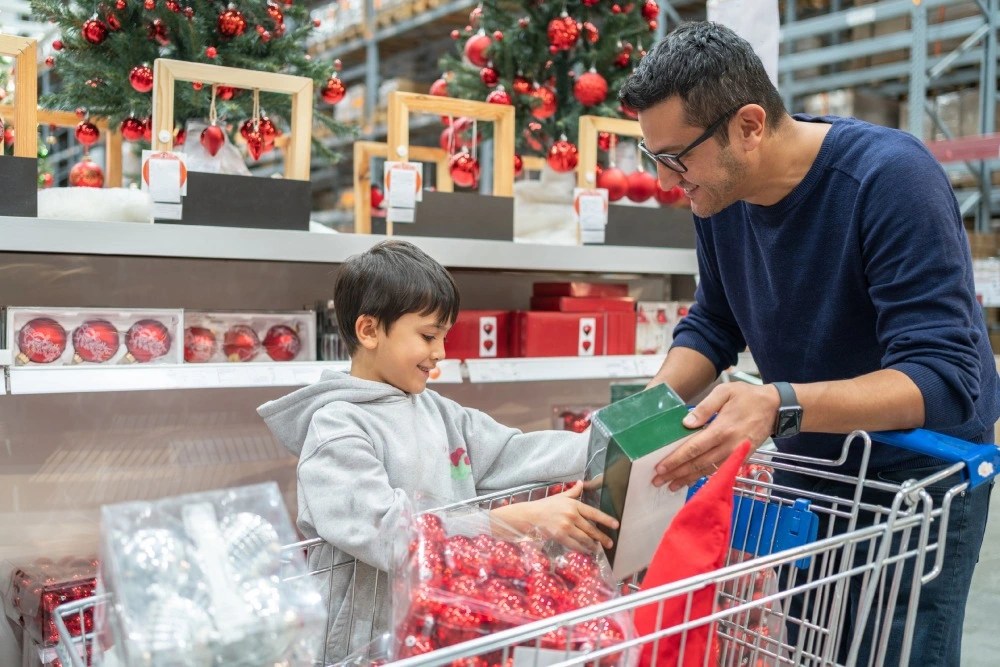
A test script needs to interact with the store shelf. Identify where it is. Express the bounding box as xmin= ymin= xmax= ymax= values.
xmin=464 ymin=356 xmax=665 ymax=383
xmin=0 ymin=217 xmax=699 ymax=275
